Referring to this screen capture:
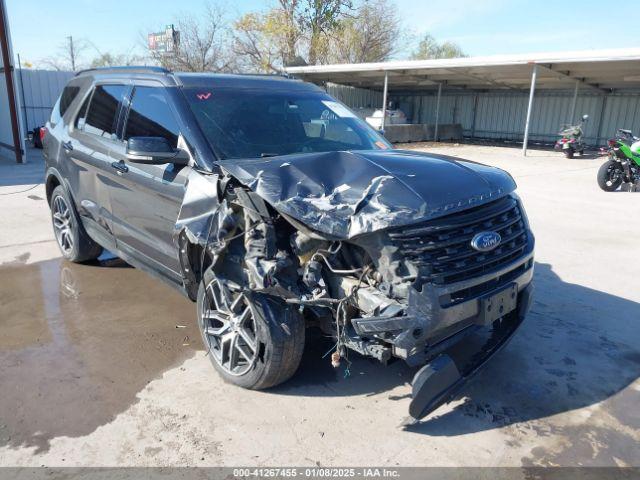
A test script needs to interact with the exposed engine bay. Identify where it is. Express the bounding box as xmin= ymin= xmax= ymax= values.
xmin=174 ymin=150 xmax=535 ymax=423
